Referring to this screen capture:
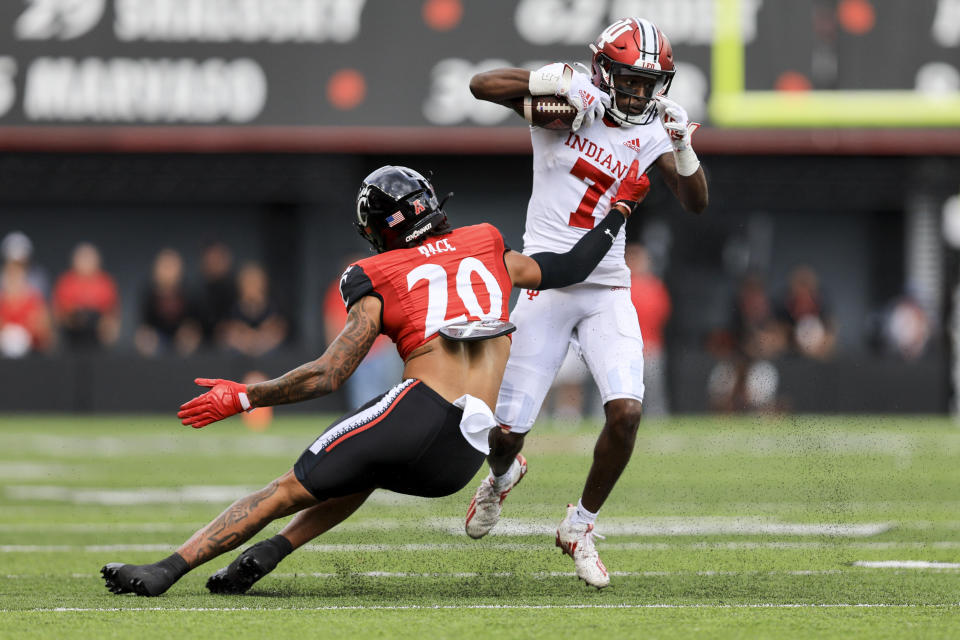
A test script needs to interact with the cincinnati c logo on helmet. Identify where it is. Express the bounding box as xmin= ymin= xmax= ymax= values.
xmin=412 ymin=199 xmax=426 ymax=215
xmin=356 ymin=185 xmax=371 ymax=225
